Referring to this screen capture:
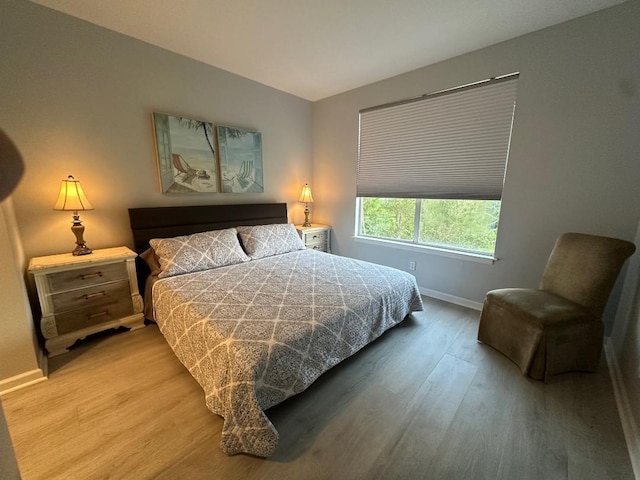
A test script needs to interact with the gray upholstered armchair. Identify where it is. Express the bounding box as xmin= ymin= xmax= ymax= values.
xmin=477 ymin=232 xmax=635 ymax=382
